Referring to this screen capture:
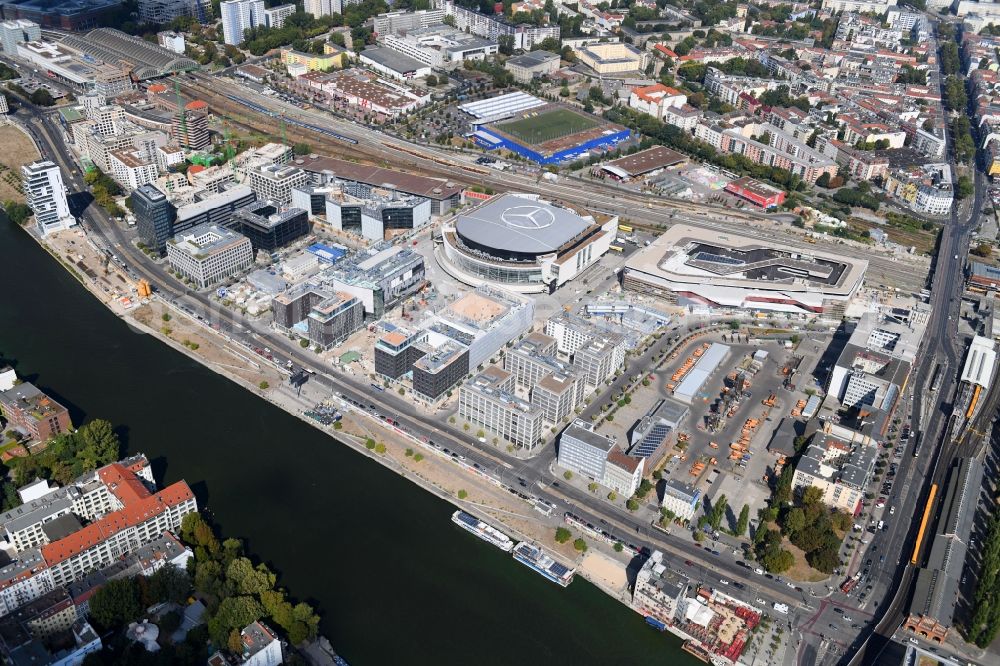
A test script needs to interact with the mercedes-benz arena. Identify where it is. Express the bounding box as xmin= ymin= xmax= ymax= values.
xmin=438 ymin=193 xmax=618 ymax=293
